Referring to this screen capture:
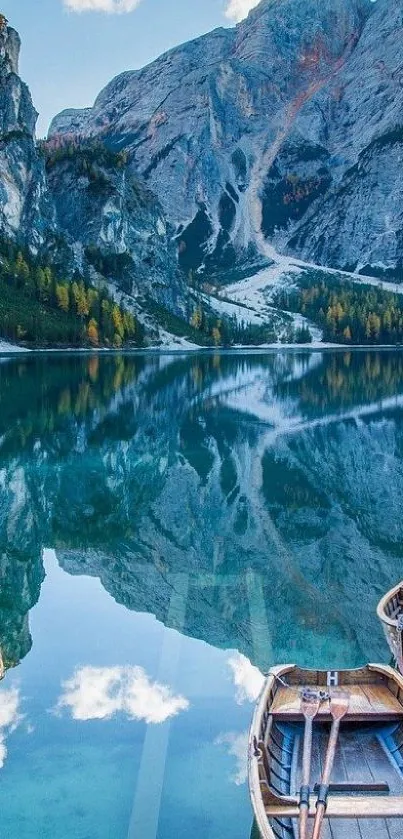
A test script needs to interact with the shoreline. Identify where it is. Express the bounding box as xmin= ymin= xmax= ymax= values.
xmin=0 ymin=343 xmax=403 ymax=358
